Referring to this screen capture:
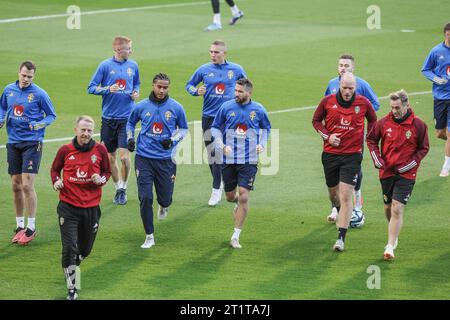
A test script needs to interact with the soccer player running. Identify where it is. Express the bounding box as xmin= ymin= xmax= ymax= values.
xmin=366 ymin=90 xmax=429 ymax=260
xmin=186 ymin=40 xmax=247 ymax=207
xmin=127 ymin=73 xmax=188 ymax=249
xmin=421 ymin=22 xmax=450 ymax=177
xmin=313 ymin=73 xmax=377 ymax=252
xmin=87 ymin=35 xmax=140 ymax=205
xmin=324 ymin=54 xmax=380 ymax=222
xmin=0 ymin=61 xmax=57 ymax=245
xmin=51 ymin=116 xmax=111 ymax=300
xmin=211 ymin=78 xmax=271 ymax=249
xmin=204 ymin=0 xmax=244 ymax=31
